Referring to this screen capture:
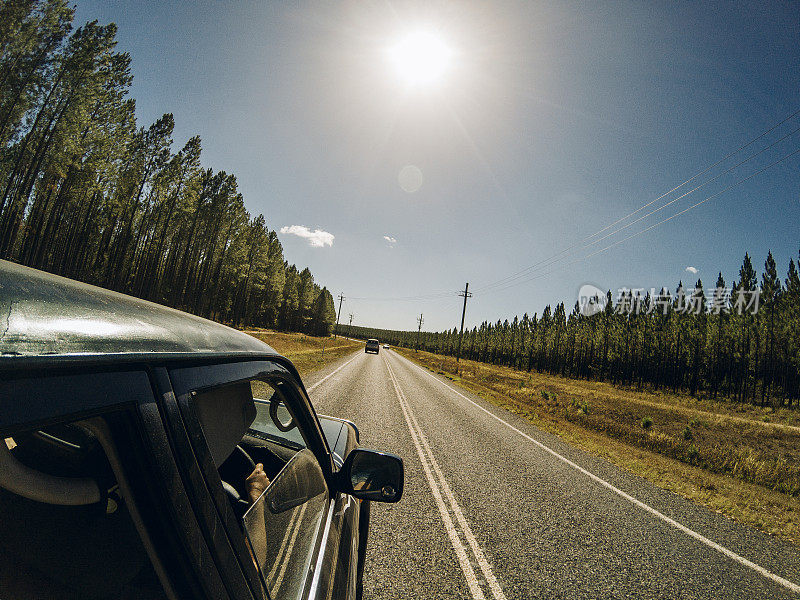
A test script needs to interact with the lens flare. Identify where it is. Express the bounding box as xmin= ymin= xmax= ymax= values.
xmin=398 ymin=165 xmax=423 ymax=193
